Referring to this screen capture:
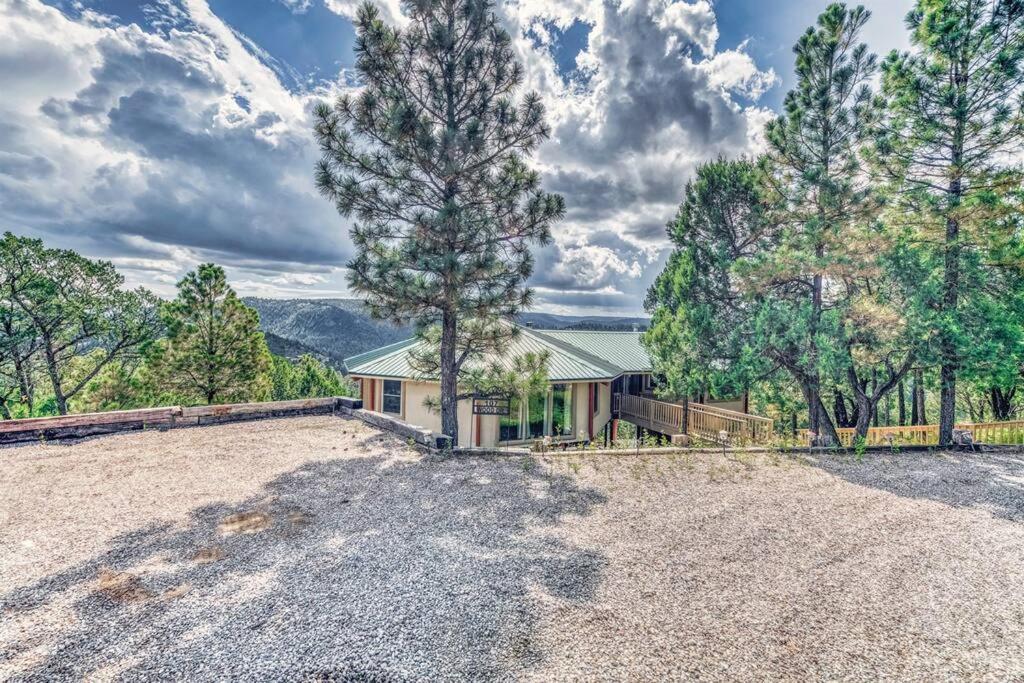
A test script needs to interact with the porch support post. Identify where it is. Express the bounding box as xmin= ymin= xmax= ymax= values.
xmin=611 ymin=418 xmax=619 ymax=442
